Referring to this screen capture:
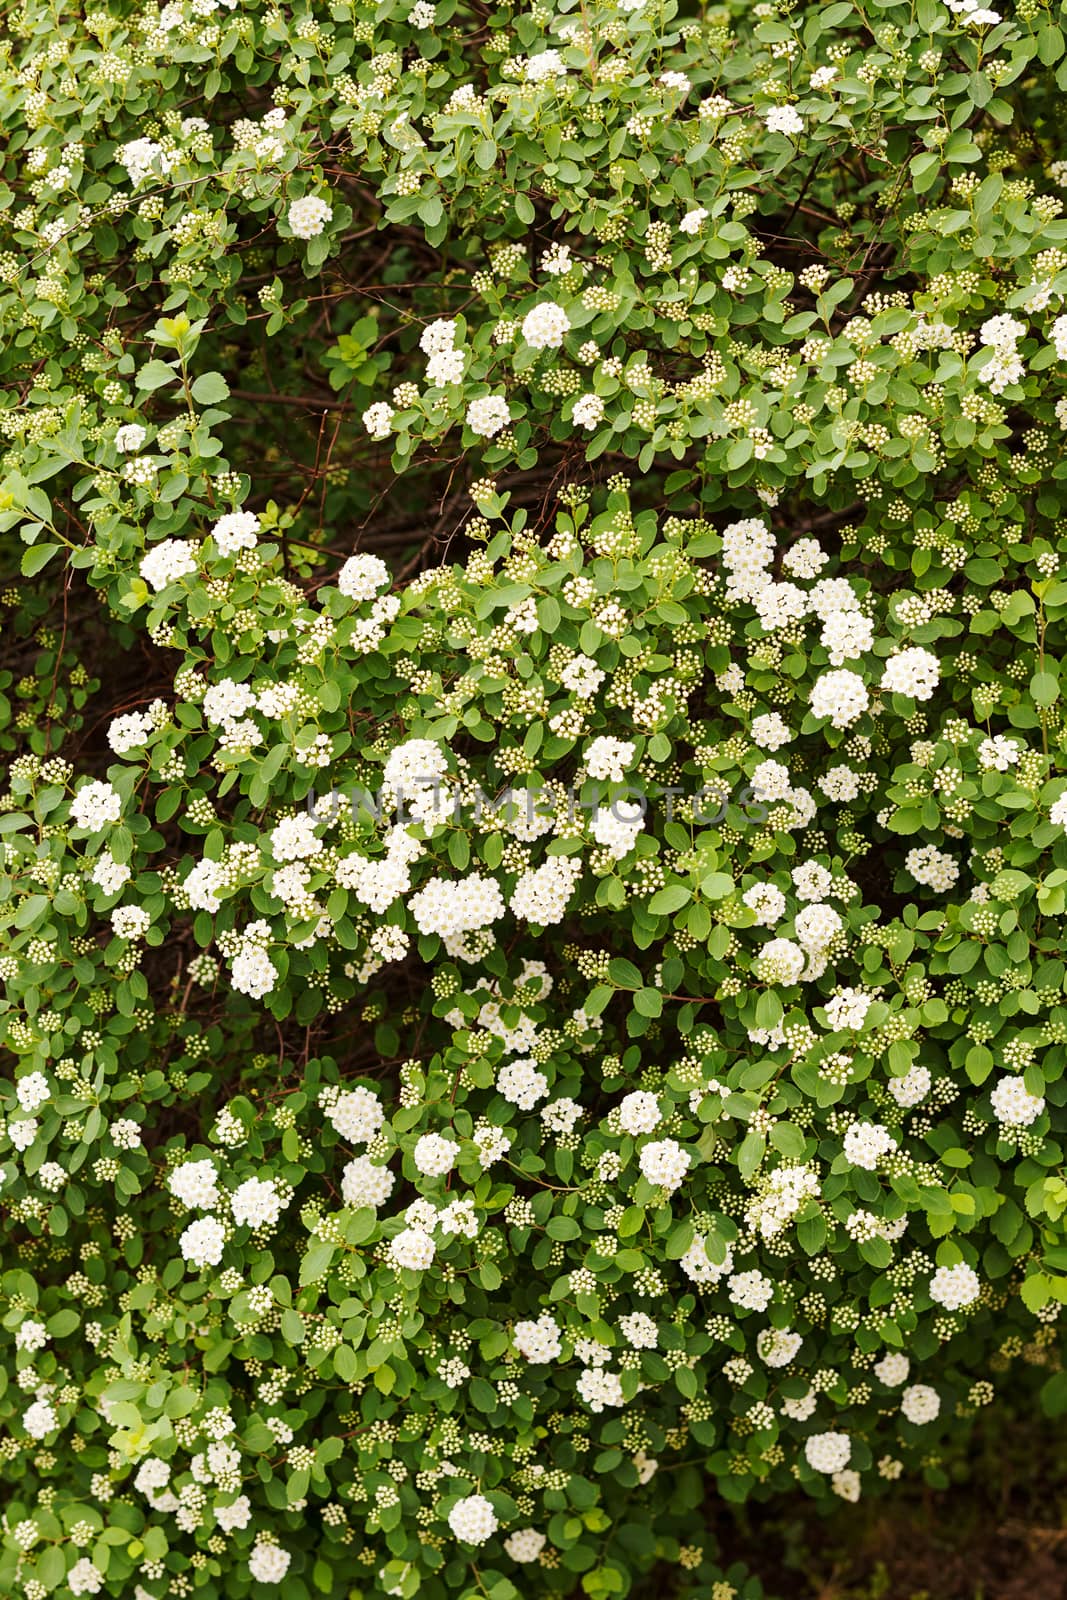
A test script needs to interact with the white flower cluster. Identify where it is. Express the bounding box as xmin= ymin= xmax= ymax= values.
xmin=929 ymin=1262 xmax=981 ymax=1309
xmin=977 ymin=313 xmax=1027 ymax=393
xmin=140 ymin=538 xmax=199 ymax=592
xmin=287 ymin=194 xmax=332 ymax=239
xmin=989 ymin=1076 xmax=1045 ymax=1127
xmin=447 ymin=1494 xmax=498 ymax=1545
